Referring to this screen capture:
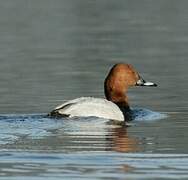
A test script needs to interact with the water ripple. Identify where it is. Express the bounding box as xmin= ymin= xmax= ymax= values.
xmin=0 ymin=152 xmax=188 ymax=179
